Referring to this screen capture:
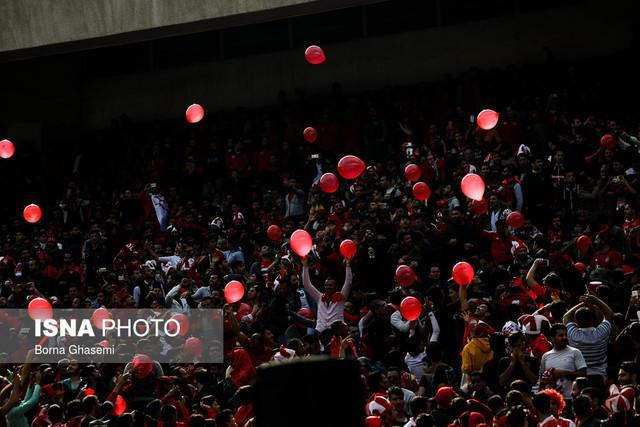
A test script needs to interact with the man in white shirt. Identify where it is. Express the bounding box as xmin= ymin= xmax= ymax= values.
xmin=538 ymin=324 xmax=587 ymax=403
xmin=301 ymin=257 xmax=352 ymax=333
